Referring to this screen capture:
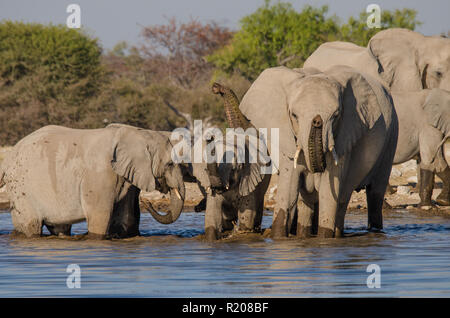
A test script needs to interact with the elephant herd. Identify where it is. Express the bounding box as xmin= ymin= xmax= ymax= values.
xmin=0 ymin=28 xmax=449 ymax=241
